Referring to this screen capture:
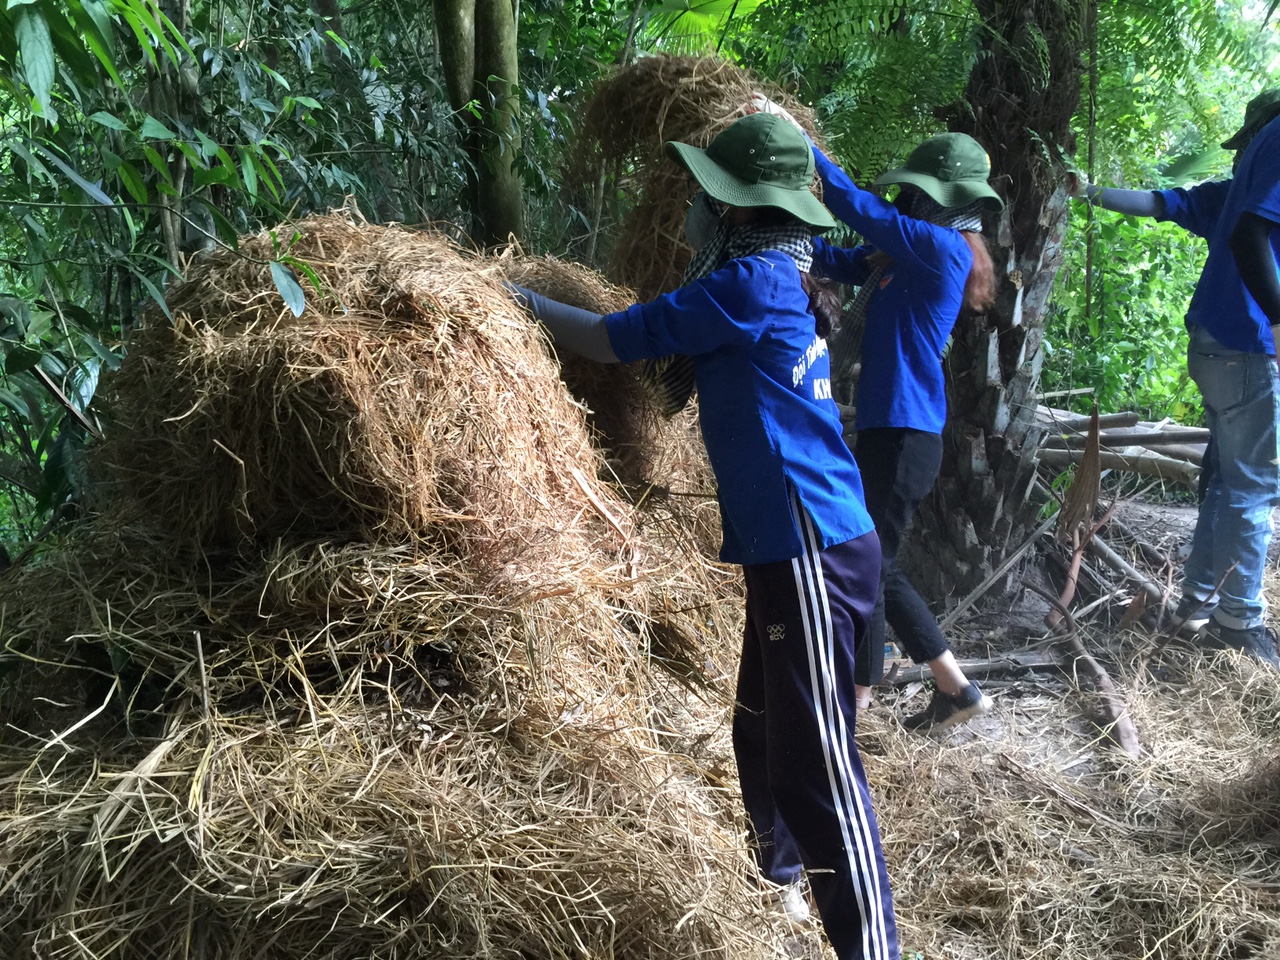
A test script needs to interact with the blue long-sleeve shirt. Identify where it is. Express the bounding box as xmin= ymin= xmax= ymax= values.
xmin=811 ymin=147 xmax=974 ymax=434
xmin=603 ymin=250 xmax=875 ymax=565
xmin=1155 ymin=119 xmax=1280 ymax=353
